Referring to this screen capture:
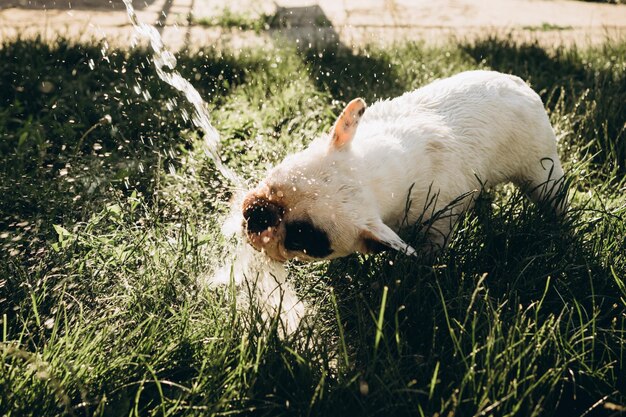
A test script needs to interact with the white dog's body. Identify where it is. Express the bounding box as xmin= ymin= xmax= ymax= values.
xmin=242 ymin=70 xmax=565 ymax=261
